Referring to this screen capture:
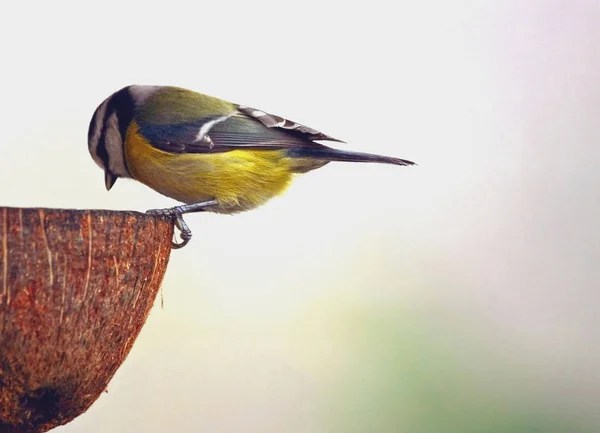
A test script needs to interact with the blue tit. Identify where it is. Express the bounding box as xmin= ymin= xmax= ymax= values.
xmin=88 ymin=85 xmax=415 ymax=247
